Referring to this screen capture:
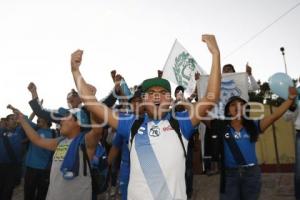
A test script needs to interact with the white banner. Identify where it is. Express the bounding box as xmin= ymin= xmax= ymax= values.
xmin=197 ymin=72 xmax=249 ymax=118
xmin=162 ymin=39 xmax=207 ymax=94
